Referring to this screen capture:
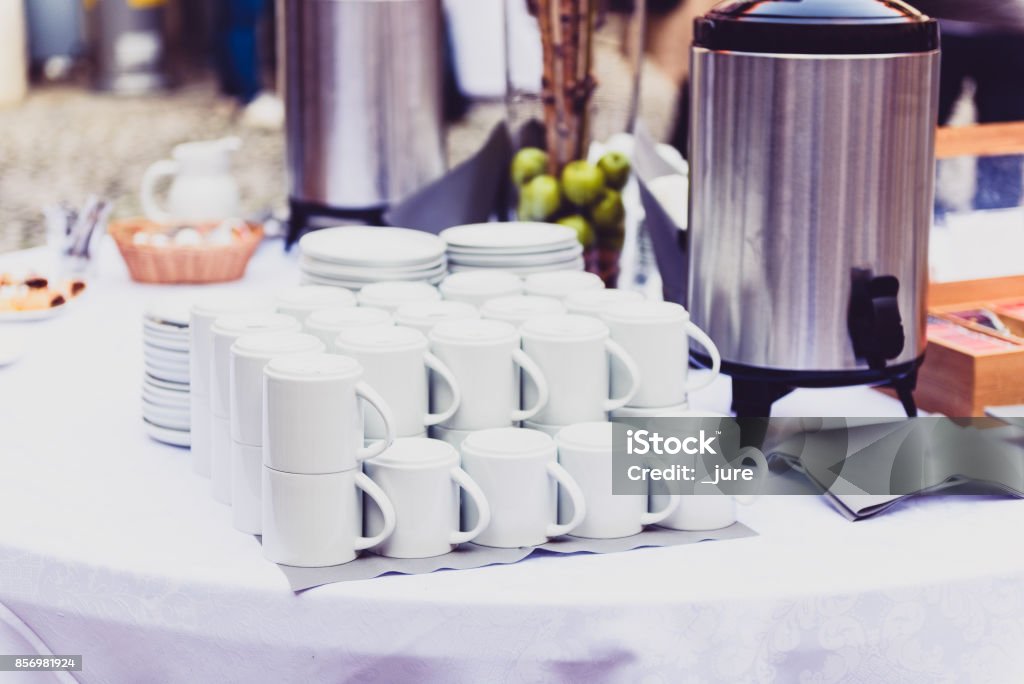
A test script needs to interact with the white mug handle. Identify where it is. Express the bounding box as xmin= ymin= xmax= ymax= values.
xmin=603 ymin=339 xmax=641 ymax=412
xmin=640 ymin=491 xmax=681 ymax=526
xmin=733 ymin=447 xmax=769 ymax=506
xmin=353 ymin=471 xmax=396 ymax=551
xmin=449 ymin=466 xmax=491 ymax=545
xmin=511 ymin=348 xmax=549 ymax=422
xmin=545 ymin=462 xmax=587 ymax=538
xmin=140 ymin=159 xmax=178 ymax=224
xmin=423 ymin=352 xmax=461 ymax=427
xmin=683 ymin=322 xmax=722 ymax=393
xmin=356 ymin=381 xmax=396 ymax=461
